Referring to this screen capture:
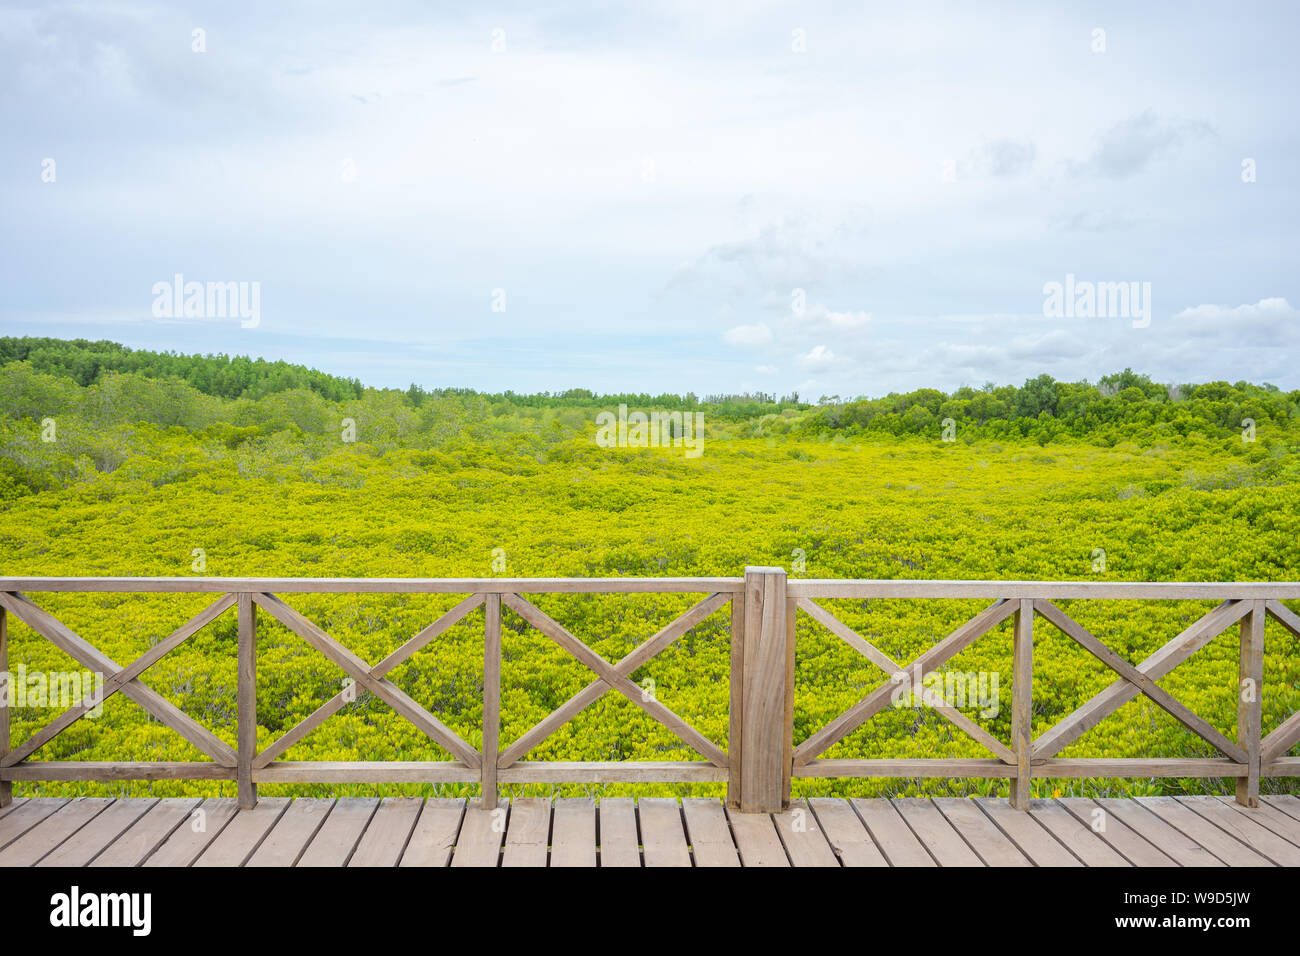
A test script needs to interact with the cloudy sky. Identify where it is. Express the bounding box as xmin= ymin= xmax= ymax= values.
xmin=1 ymin=1 xmax=1297 ymax=398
